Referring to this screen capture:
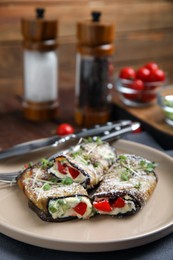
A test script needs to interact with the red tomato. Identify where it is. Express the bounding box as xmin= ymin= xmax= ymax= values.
xmin=145 ymin=62 xmax=159 ymax=72
xmin=24 ymin=164 xmax=29 ymax=169
xmin=68 ymin=167 xmax=80 ymax=179
xmin=93 ymin=200 xmax=112 ymax=212
xmin=140 ymin=93 xmax=156 ymax=103
xmin=136 ymin=67 xmax=151 ymax=82
xmin=113 ymin=197 xmax=125 ymax=208
xmin=123 ymin=79 xmax=144 ymax=101
xmin=57 ymin=161 xmax=67 ymax=174
xmin=73 ymin=202 xmax=87 ymax=216
xmin=119 ymin=67 xmax=136 ymax=80
xmin=130 ymin=79 xmax=144 ymax=91
xmin=149 ymin=69 xmax=165 ymax=82
xmin=132 ymin=126 xmax=142 ymax=134
xmin=56 ymin=123 xmax=74 ymax=136
xmin=123 ymin=93 xmax=137 ymax=101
